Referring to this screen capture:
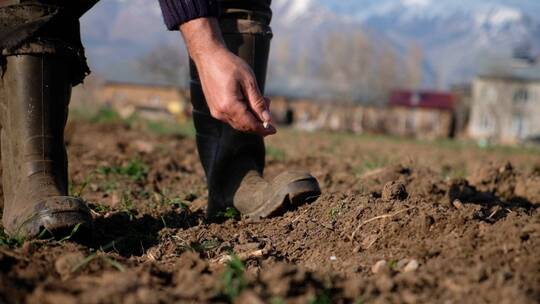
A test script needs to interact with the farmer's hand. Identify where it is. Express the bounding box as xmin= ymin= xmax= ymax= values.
xmin=180 ymin=18 xmax=275 ymax=136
